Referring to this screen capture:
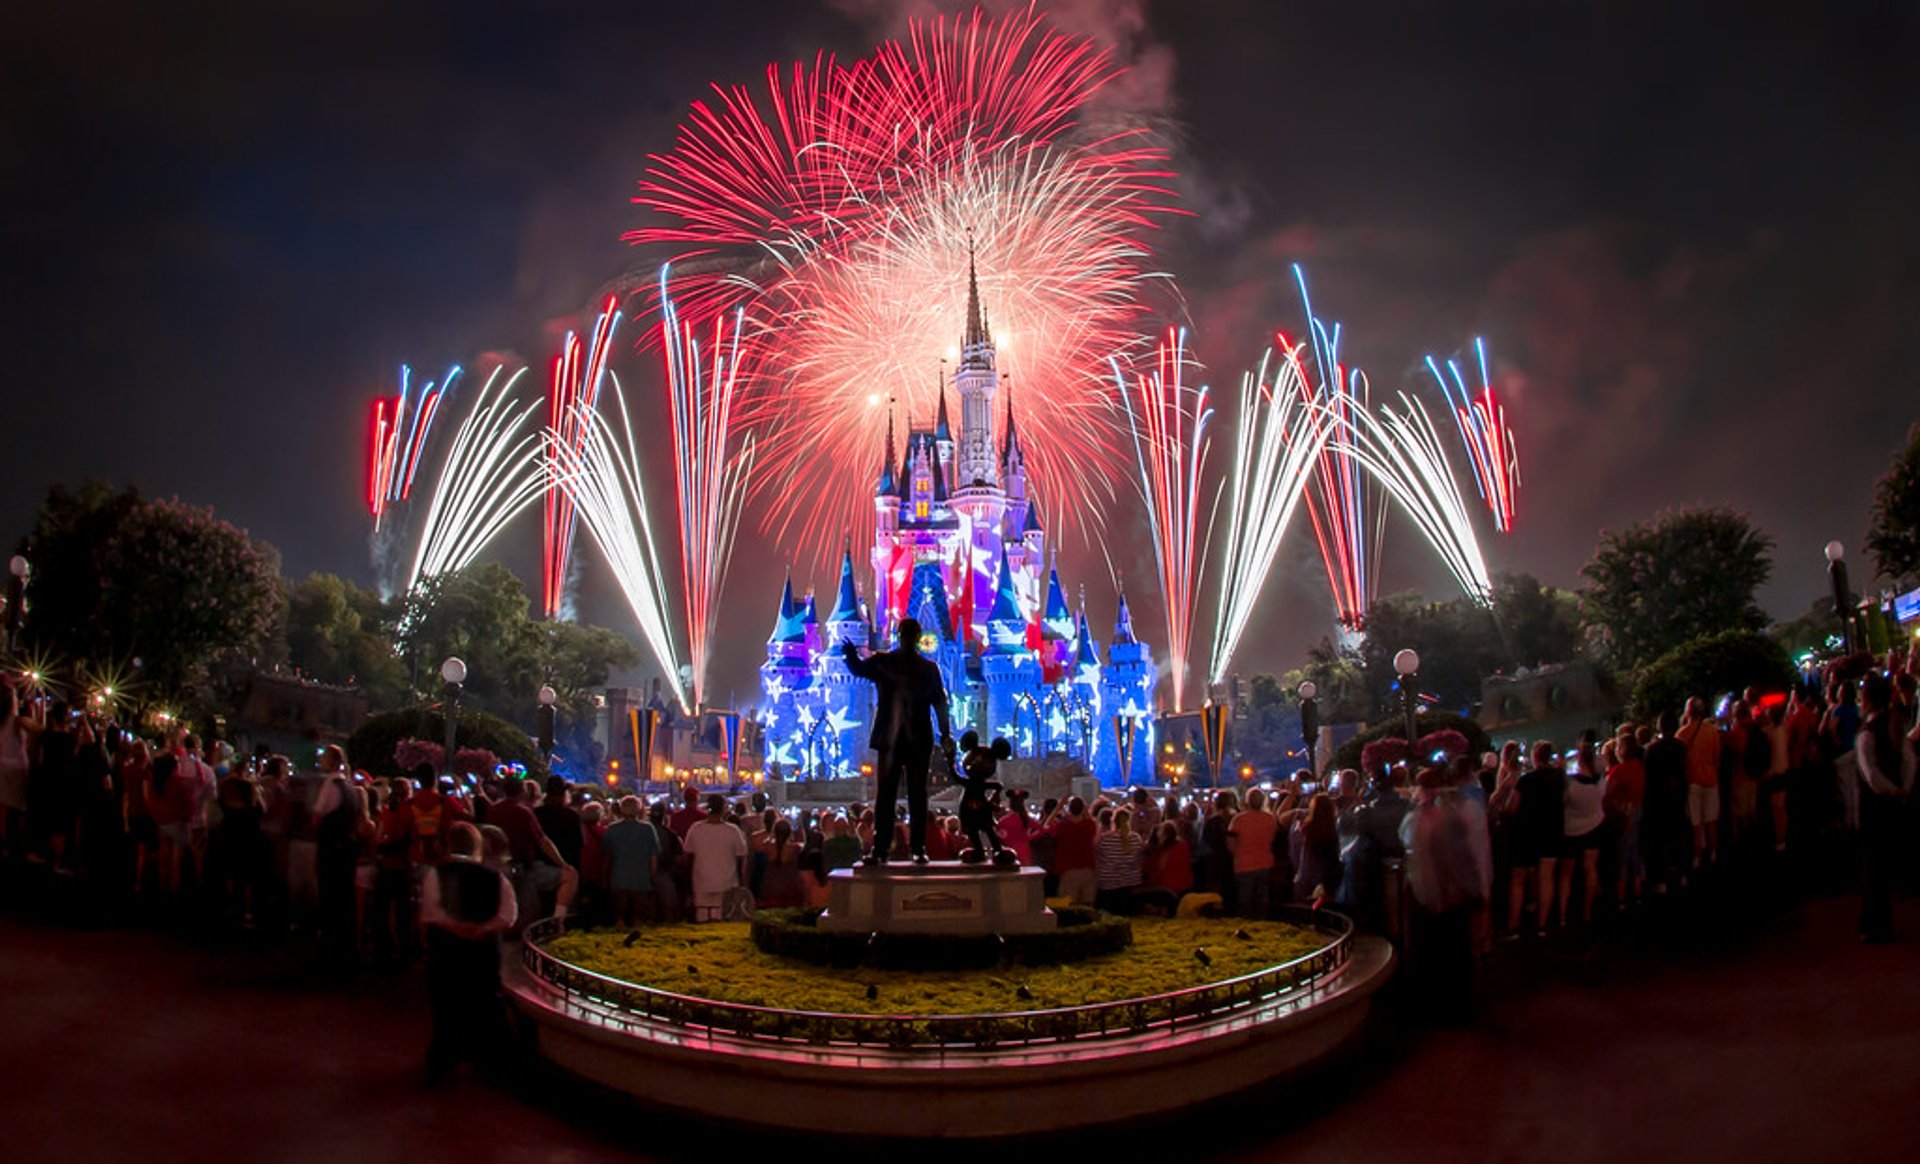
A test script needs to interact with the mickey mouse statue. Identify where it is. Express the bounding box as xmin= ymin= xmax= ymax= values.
xmin=955 ymin=730 xmax=1020 ymax=867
